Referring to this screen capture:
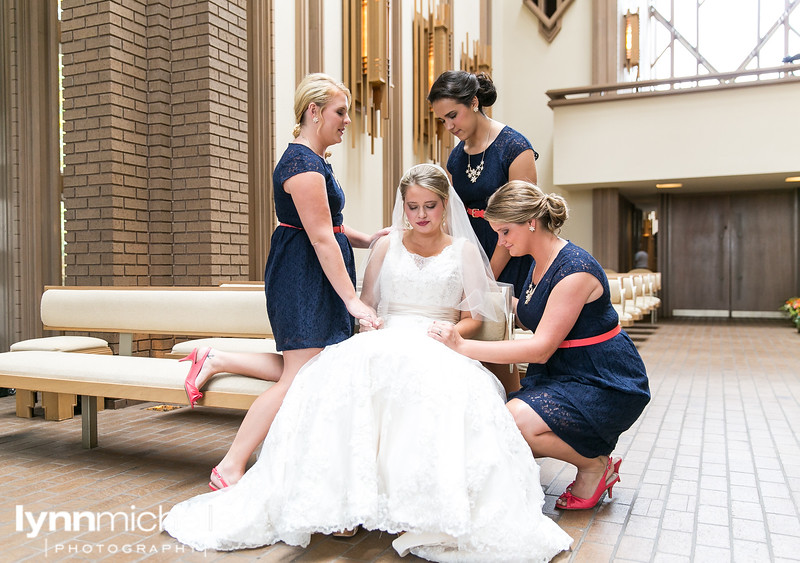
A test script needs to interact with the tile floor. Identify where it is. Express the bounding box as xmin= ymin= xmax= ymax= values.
xmin=1 ymin=318 xmax=798 ymax=562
